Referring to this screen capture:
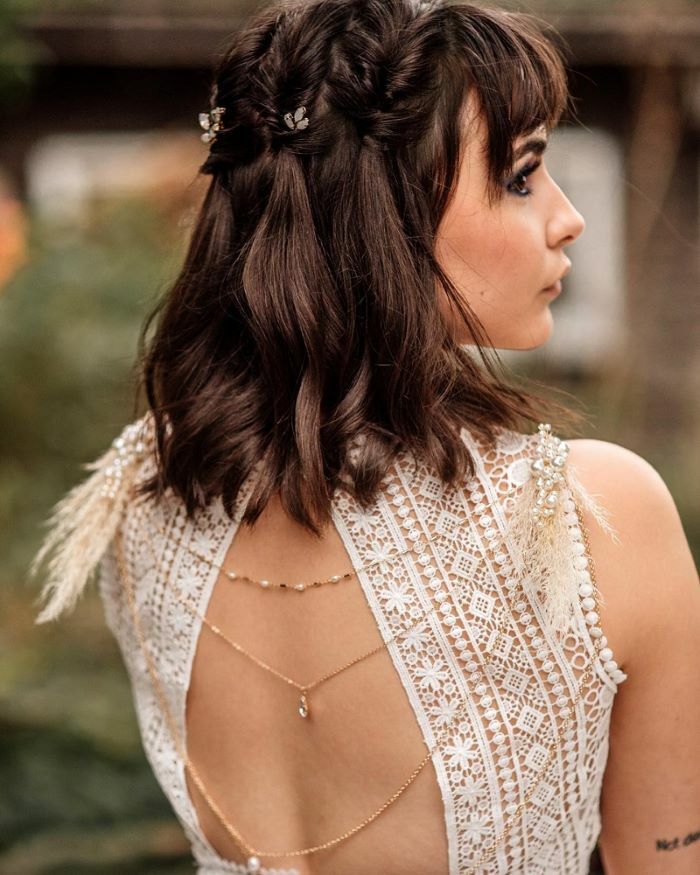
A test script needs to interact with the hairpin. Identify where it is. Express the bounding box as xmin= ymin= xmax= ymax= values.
xmin=198 ymin=106 xmax=226 ymax=144
xmin=283 ymin=106 xmax=309 ymax=131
